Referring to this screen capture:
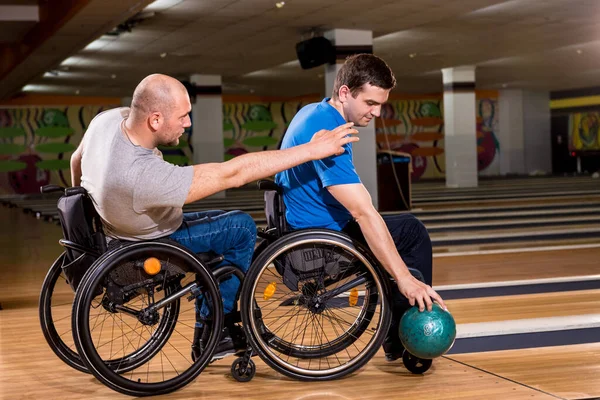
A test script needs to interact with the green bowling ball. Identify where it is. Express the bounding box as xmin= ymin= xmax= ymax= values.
xmin=399 ymin=303 xmax=456 ymax=359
